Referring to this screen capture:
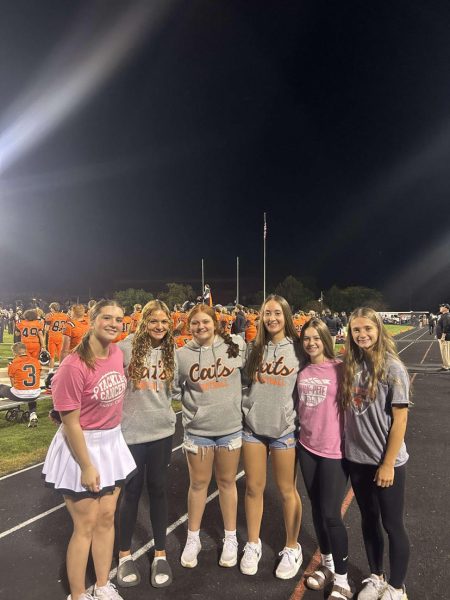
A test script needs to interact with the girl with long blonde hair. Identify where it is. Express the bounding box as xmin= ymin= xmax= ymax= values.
xmin=342 ymin=307 xmax=410 ymax=600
